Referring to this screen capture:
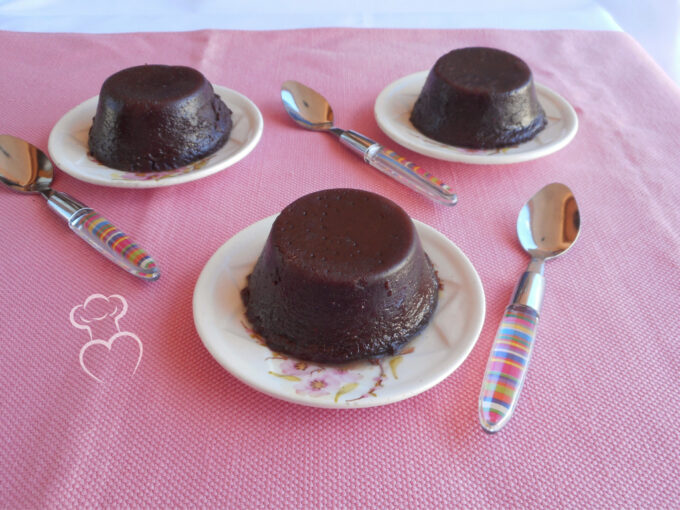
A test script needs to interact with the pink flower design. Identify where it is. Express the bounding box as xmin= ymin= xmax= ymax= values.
xmin=327 ymin=367 xmax=363 ymax=384
xmin=294 ymin=372 xmax=340 ymax=397
xmin=279 ymin=359 xmax=322 ymax=377
xmin=292 ymin=365 xmax=364 ymax=398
